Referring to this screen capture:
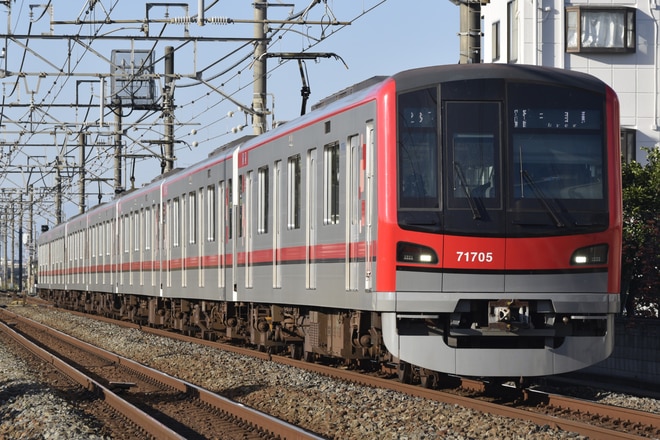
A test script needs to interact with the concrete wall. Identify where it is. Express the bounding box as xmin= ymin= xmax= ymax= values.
xmin=582 ymin=318 xmax=660 ymax=385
